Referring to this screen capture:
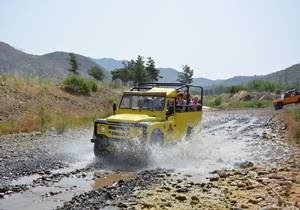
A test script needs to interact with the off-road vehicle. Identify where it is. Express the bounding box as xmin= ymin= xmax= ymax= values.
xmin=91 ymin=83 xmax=203 ymax=157
xmin=273 ymin=89 xmax=300 ymax=110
